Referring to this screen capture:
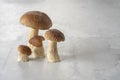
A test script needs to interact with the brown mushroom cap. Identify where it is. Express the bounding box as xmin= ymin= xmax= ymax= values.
xmin=20 ymin=11 xmax=52 ymax=30
xmin=18 ymin=45 xmax=31 ymax=56
xmin=44 ymin=29 xmax=65 ymax=42
xmin=29 ymin=36 xmax=45 ymax=47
